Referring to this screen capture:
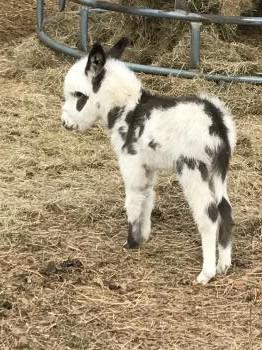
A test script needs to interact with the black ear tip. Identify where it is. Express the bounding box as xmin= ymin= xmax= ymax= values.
xmin=107 ymin=37 xmax=133 ymax=59
xmin=85 ymin=42 xmax=106 ymax=74
xmin=119 ymin=37 xmax=133 ymax=47
xmin=92 ymin=42 xmax=104 ymax=51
